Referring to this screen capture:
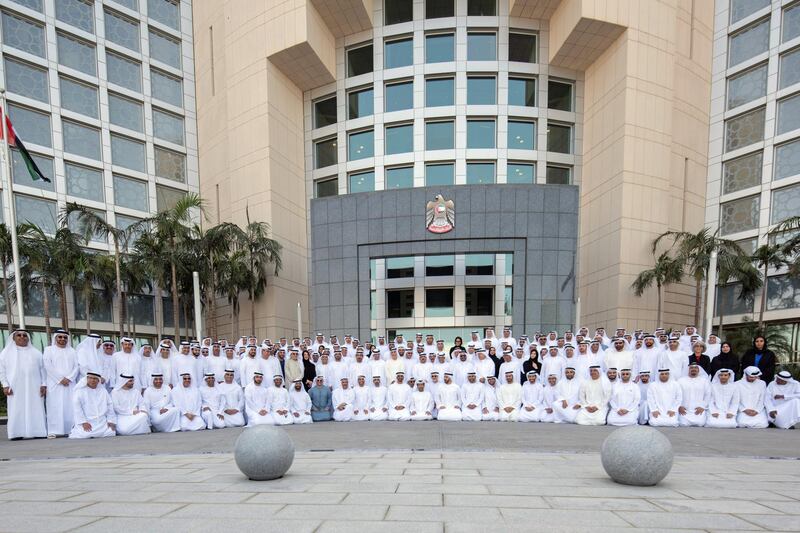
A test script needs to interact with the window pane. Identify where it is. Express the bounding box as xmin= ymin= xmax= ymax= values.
xmin=772 ymin=183 xmax=800 ymax=223
xmin=466 ymin=162 xmax=495 ymax=184
xmin=465 ymin=253 xmax=493 ymax=274
xmin=467 ymin=0 xmax=495 ymax=16
xmin=385 ymin=0 xmax=412 ymax=25
xmin=778 ymin=93 xmax=800 ymax=135
xmin=725 ymin=107 xmax=765 ymax=152
xmin=508 ymin=120 xmax=535 ymax=150
xmin=57 ymin=0 xmax=94 ymax=33
xmin=151 ymin=69 xmax=182 ymax=106
xmin=727 ymin=63 xmax=767 ymax=109
xmin=767 ymin=275 xmax=800 ymax=310
xmin=9 ymin=104 xmax=51 ymax=147
xmin=347 ymin=44 xmax=373 ymax=77
xmin=156 ymin=184 xmax=183 ymax=211
xmin=426 ymin=288 xmax=453 ymax=316
xmin=58 ymin=33 xmax=96 ymax=75
xmin=60 ymin=77 xmax=98 ymax=118
xmin=426 ymin=33 xmax=454 ymax=63
xmin=731 ymin=0 xmax=769 ymax=23
xmin=387 ymin=289 xmax=414 ymax=318
xmin=509 ymin=77 xmax=535 ymax=107
xmin=547 ymin=124 xmax=572 ymax=153
xmin=546 ymin=166 xmax=571 ymax=184
xmin=426 ymin=77 xmax=454 ymax=106
xmin=426 ymin=163 xmax=454 ymax=185
xmin=385 ymin=37 xmax=413 ymax=69
xmin=65 ymin=163 xmax=104 ymax=202
xmin=111 ymin=134 xmax=145 ymax=171
xmin=315 ymin=178 xmax=338 ymax=198
xmin=720 ymin=195 xmax=760 ymax=235
xmin=504 ymin=286 xmax=512 ymax=315
xmin=10 ymin=0 xmax=42 ymax=11
xmin=114 ymin=174 xmax=149 ymax=211
xmin=105 ymin=9 xmax=140 ymax=51
xmin=776 ymin=139 xmax=800 ymax=181
xmin=108 ymin=93 xmax=143 ymax=131
xmin=729 ymin=19 xmax=769 ymax=67
xmin=507 ymin=163 xmax=534 ymax=184
xmin=780 ymin=48 xmax=800 ymax=89
xmin=387 ymin=257 xmax=414 ymax=278
xmin=148 ymin=0 xmax=180 ymax=30
xmin=4 ymin=58 xmax=48 ymax=103
xmin=385 ymin=81 xmax=413 ymax=112
xmin=783 ymin=3 xmax=800 ymax=43
xmin=509 ymin=33 xmax=536 ymax=63
xmin=467 ymin=120 xmax=495 ymax=148
xmin=723 ymin=151 xmax=762 ymax=193
xmin=149 ymin=29 xmax=181 ymax=68
xmin=23 ymin=283 xmax=61 ymax=318
xmin=15 ymin=194 xmax=56 ymax=233
xmin=548 ymin=81 xmax=573 ymax=111
xmin=425 ymin=255 xmax=454 ymax=277
xmin=153 ymin=108 xmax=184 ymax=145
xmin=314 ymin=96 xmax=337 ymax=128
xmin=386 ymin=166 xmax=413 ymax=189
xmin=11 ymin=148 xmax=54 ymax=190
xmin=2 ymin=12 xmax=45 ymax=57
xmin=113 ymin=0 xmax=138 ymax=10
xmin=348 ymin=87 xmax=374 ymax=119
xmin=467 ymin=32 xmax=496 ymax=61
xmin=154 ymin=146 xmax=185 ymax=182
xmin=426 ymin=0 xmax=453 ymax=18
xmin=349 ymin=170 xmax=375 ymax=193
xmin=467 ymin=76 xmax=495 ymax=104
xmin=426 ymin=121 xmax=454 ymax=150
xmin=107 ymin=52 xmax=142 ymax=92
xmin=75 ymin=289 xmax=114 ymax=323
xmin=716 ymin=282 xmax=754 ymax=315
xmin=465 ymin=287 xmax=493 ymax=316
xmin=63 ymin=120 xmax=101 ymax=159
xmin=315 ymin=137 xmax=338 ymax=169
xmin=385 ymin=123 xmax=413 ymax=154
xmin=70 ymin=209 xmax=108 ymax=244
xmin=348 ymin=130 xmax=374 ymax=160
